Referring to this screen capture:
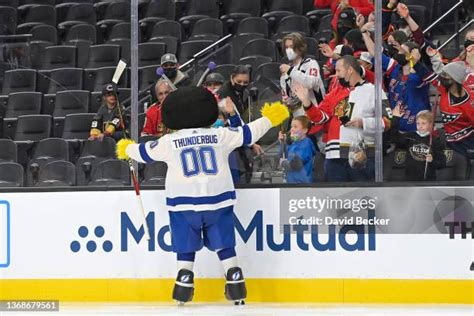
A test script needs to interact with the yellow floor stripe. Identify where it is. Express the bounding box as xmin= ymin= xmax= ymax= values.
xmin=0 ymin=279 xmax=472 ymax=304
